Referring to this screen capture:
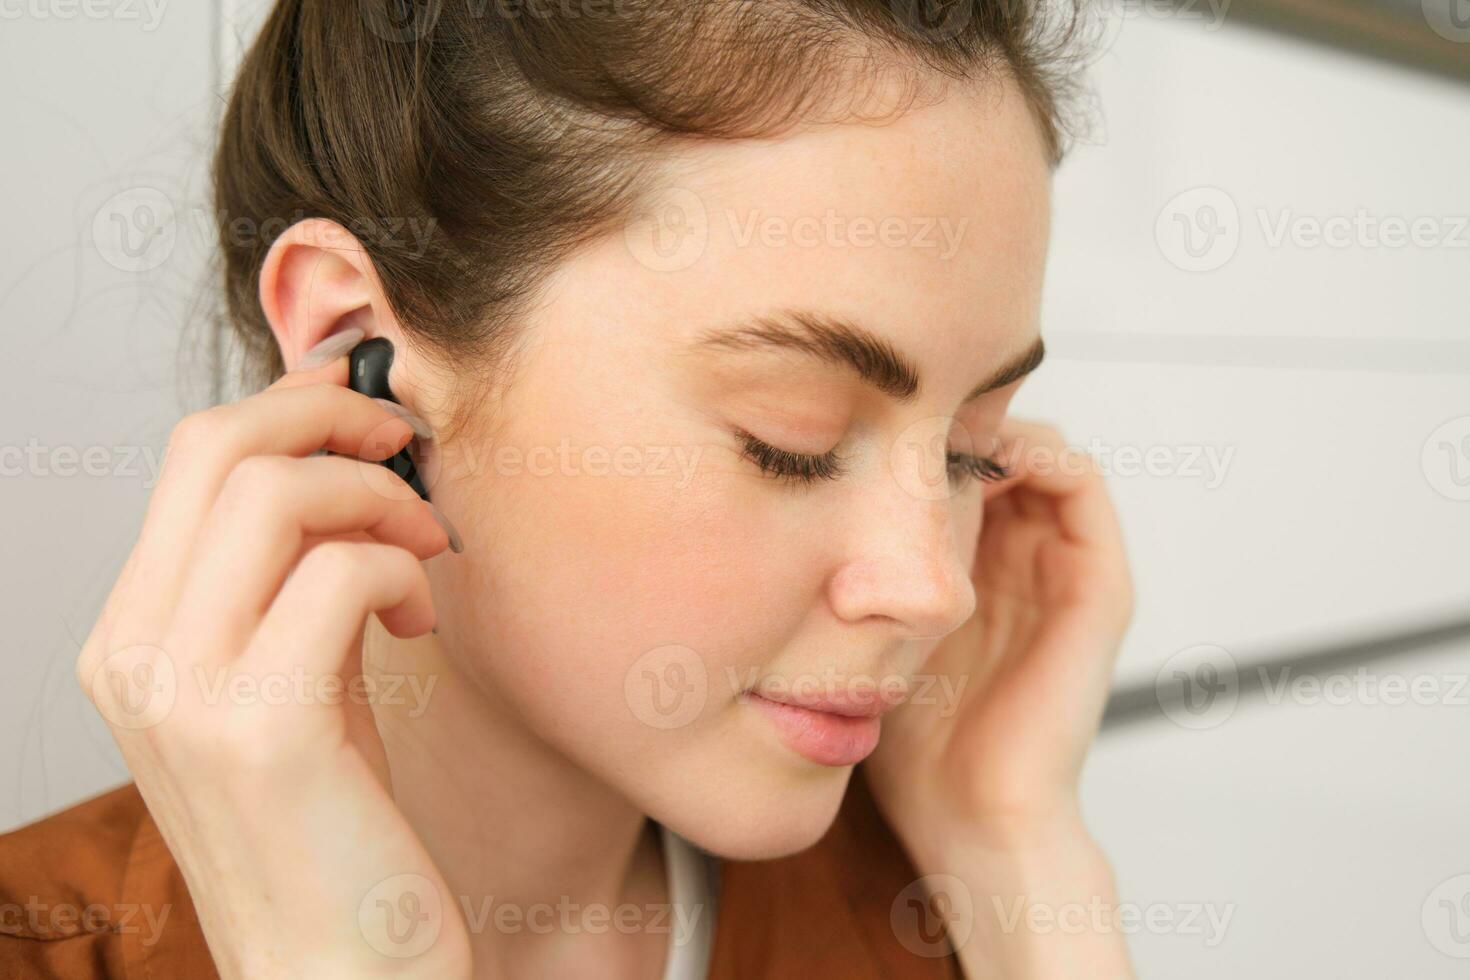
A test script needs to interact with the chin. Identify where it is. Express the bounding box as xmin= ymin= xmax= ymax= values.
xmin=654 ymin=758 xmax=856 ymax=862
